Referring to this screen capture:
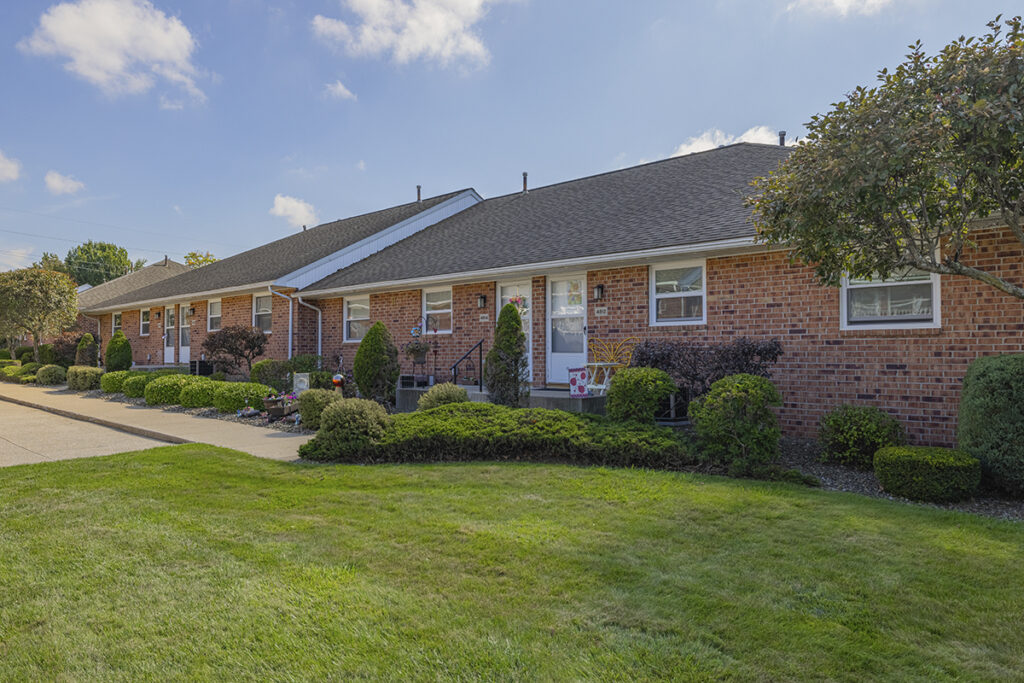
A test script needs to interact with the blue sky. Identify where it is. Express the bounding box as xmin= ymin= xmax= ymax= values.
xmin=0 ymin=0 xmax=1013 ymax=270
